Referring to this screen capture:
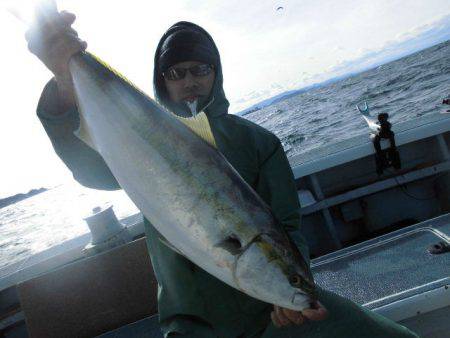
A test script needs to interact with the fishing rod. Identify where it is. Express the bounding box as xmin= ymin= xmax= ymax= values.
xmin=355 ymin=101 xmax=380 ymax=132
